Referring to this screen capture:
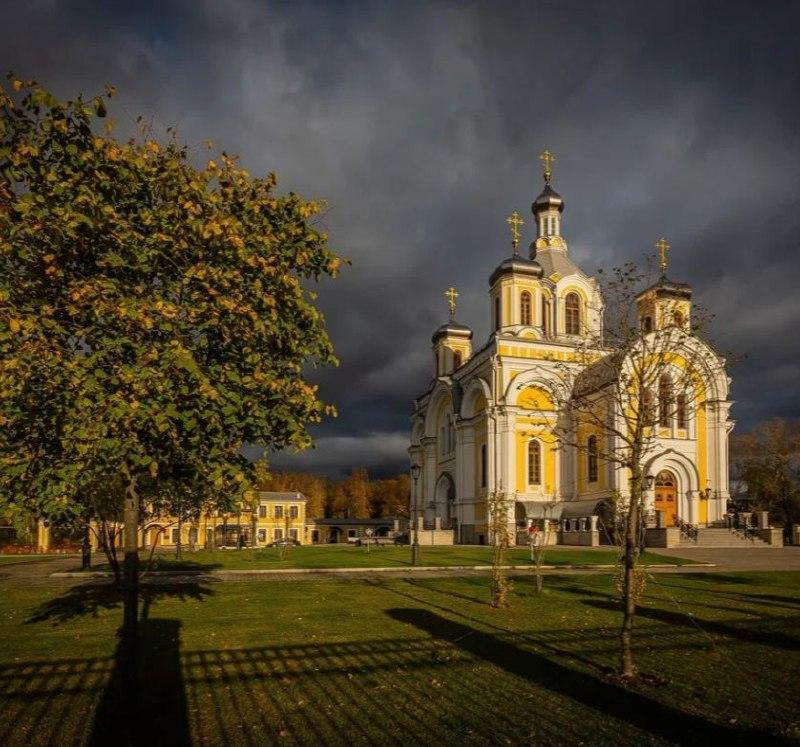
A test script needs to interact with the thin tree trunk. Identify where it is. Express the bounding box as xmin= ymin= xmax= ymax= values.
xmin=620 ymin=471 xmax=641 ymax=678
xmin=176 ymin=513 xmax=182 ymax=560
xmin=98 ymin=520 xmax=121 ymax=586
xmin=123 ymin=476 xmax=140 ymax=637
xmin=81 ymin=521 xmax=92 ymax=570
